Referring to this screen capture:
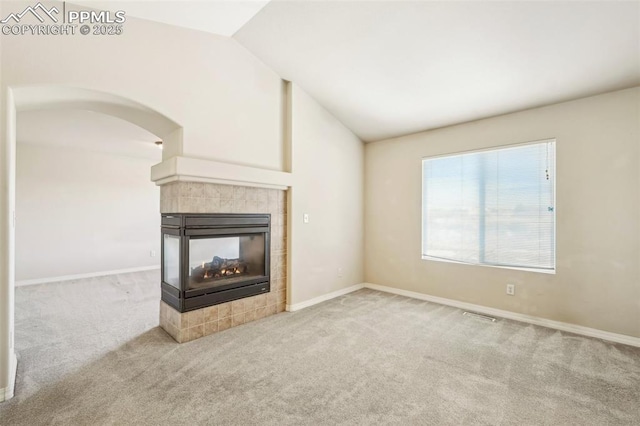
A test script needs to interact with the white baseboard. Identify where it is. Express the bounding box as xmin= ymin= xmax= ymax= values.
xmin=15 ymin=265 xmax=160 ymax=287
xmin=363 ymin=283 xmax=640 ymax=348
xmin=286 ymin=283 xmax=365 ymax=312
xmin=0 ymin=351 xmax=17 ymax=402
